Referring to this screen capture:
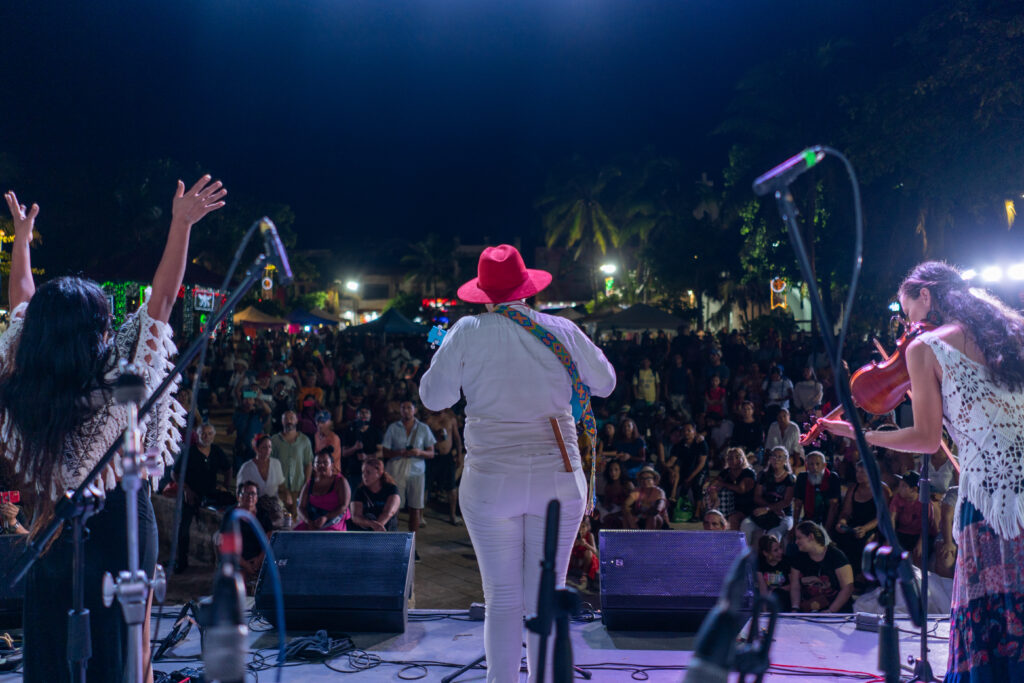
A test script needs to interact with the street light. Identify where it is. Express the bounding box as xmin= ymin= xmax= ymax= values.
xmin=599 ymin=263 xmax=616 ymax=275
xmin=345 ymin=280 xmax=360 ymax=292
